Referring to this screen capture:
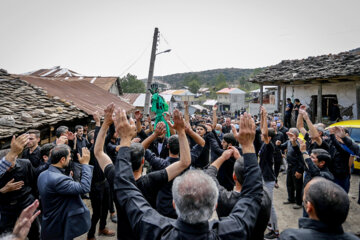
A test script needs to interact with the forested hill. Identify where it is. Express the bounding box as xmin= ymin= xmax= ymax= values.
xmin=151 ymin=67 xmax=263 ymax=91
